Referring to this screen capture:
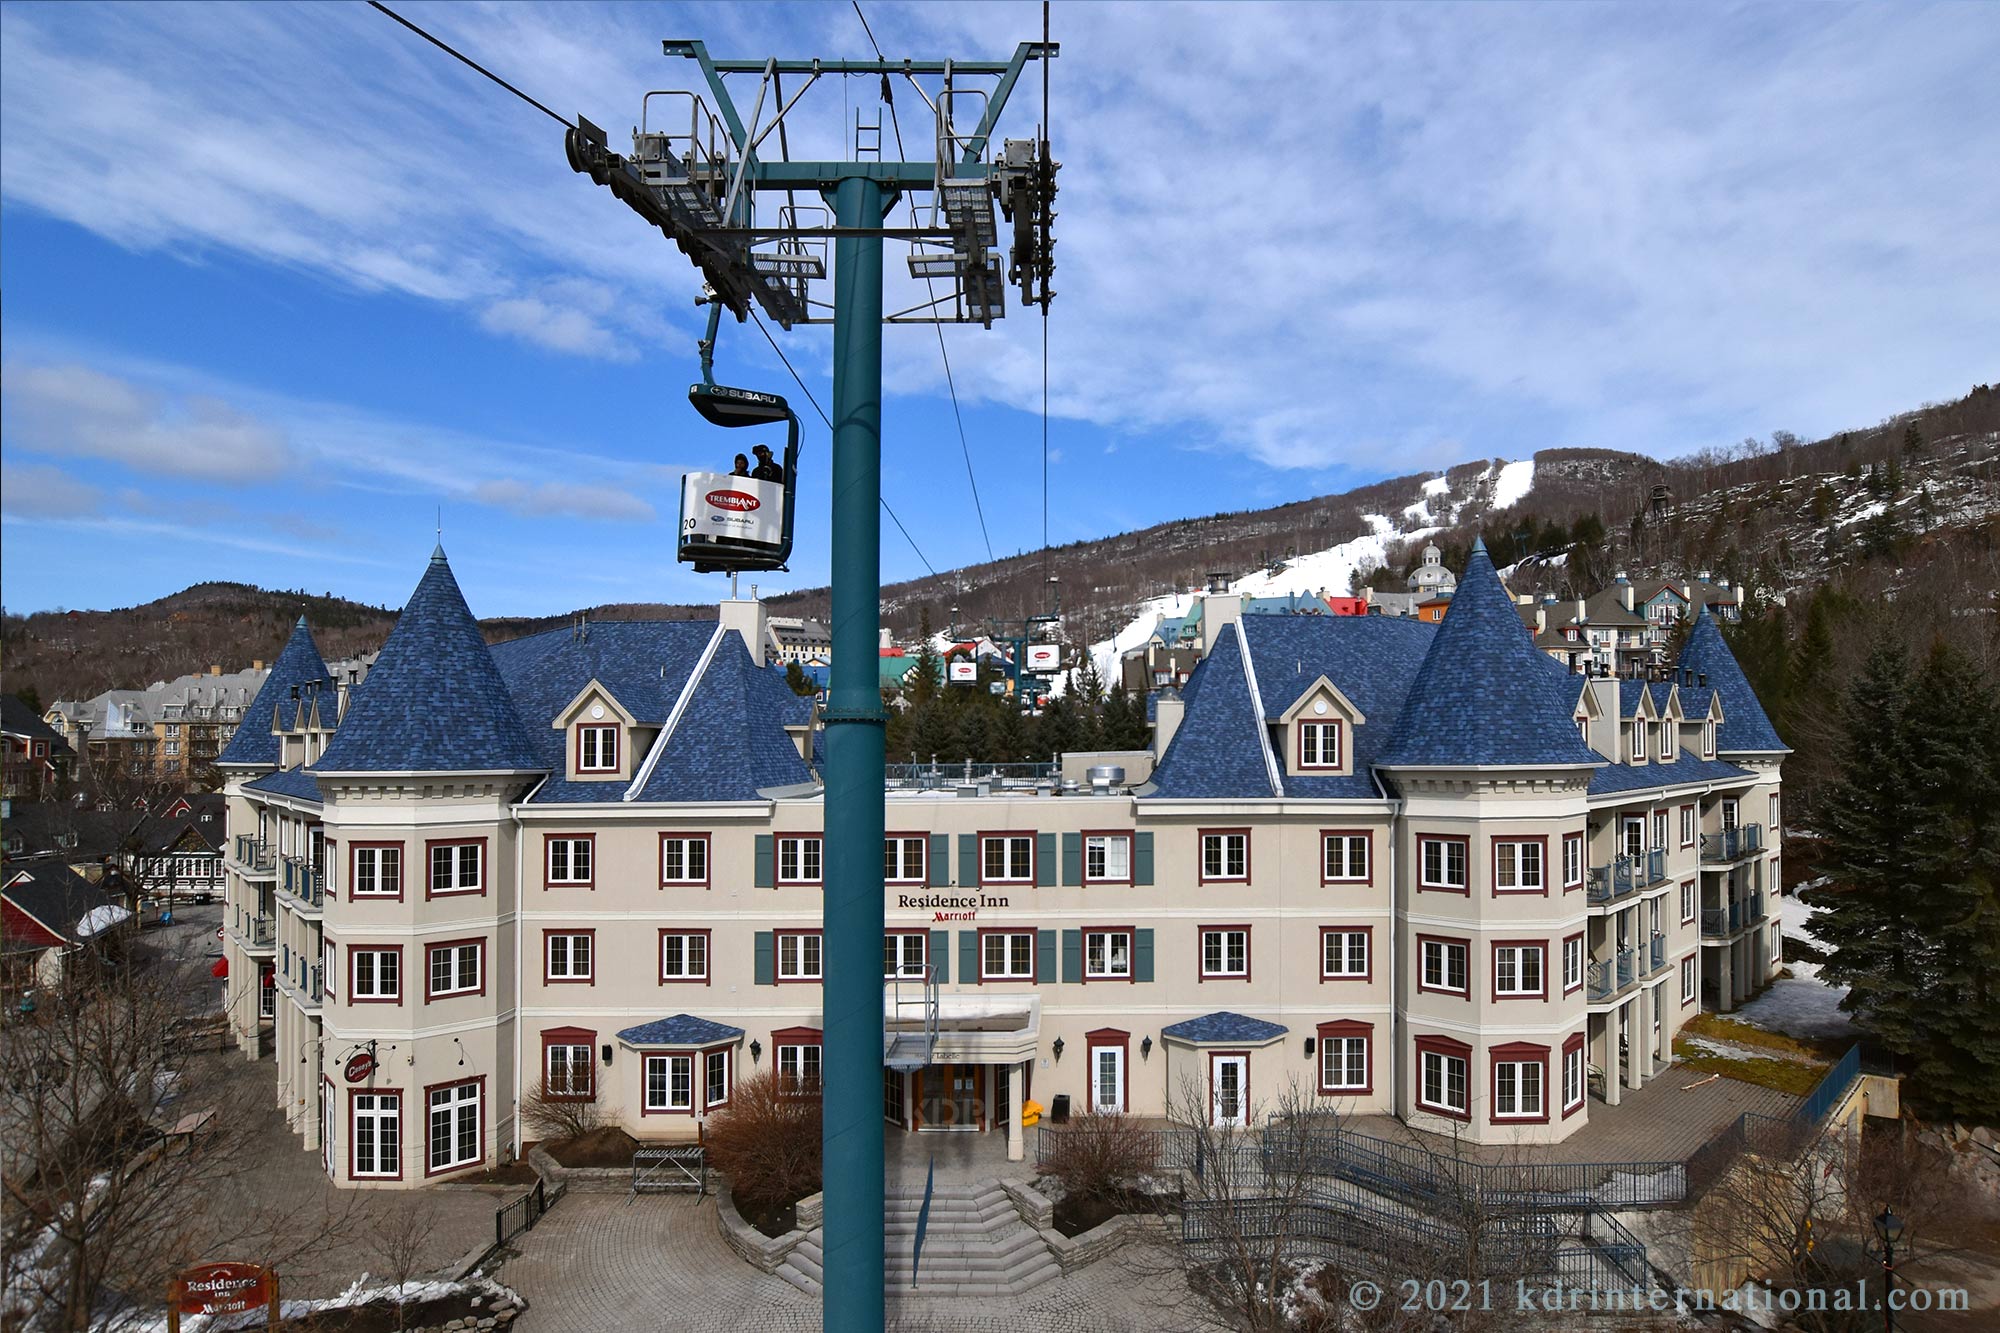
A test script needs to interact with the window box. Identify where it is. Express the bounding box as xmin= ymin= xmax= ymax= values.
xmin=544 ymin=930 xmax=595 ymax=984
xmin=1417 ymin=835 xmax=1469 ymax=893
xmin=425 ymin=838 xmax=485 ymax=899
xmin=659 ymin=834 xmax=711 ymax=888
xmin=1319 ymin=926 xmax=1371 ymax=982
xmin=1317 ymin=1020 xmax=1372 ymax=1096
xmin=1198 ymin=829 xmax=1250 ymax=883
xmin=980 ymin=834 xmax=1035 ymax=886
xmin=979 ymin=929 xmax=1035 ymax=981
xmin=1320 ymin=830 xmax=1371 ymax=884
xmin=545 ymin=835 xmax=594 ymax=888
xmin=659 ymin=929 xmax=712 ymax=984
xmin=425 ymin=939 xmax=484 ymax=1001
